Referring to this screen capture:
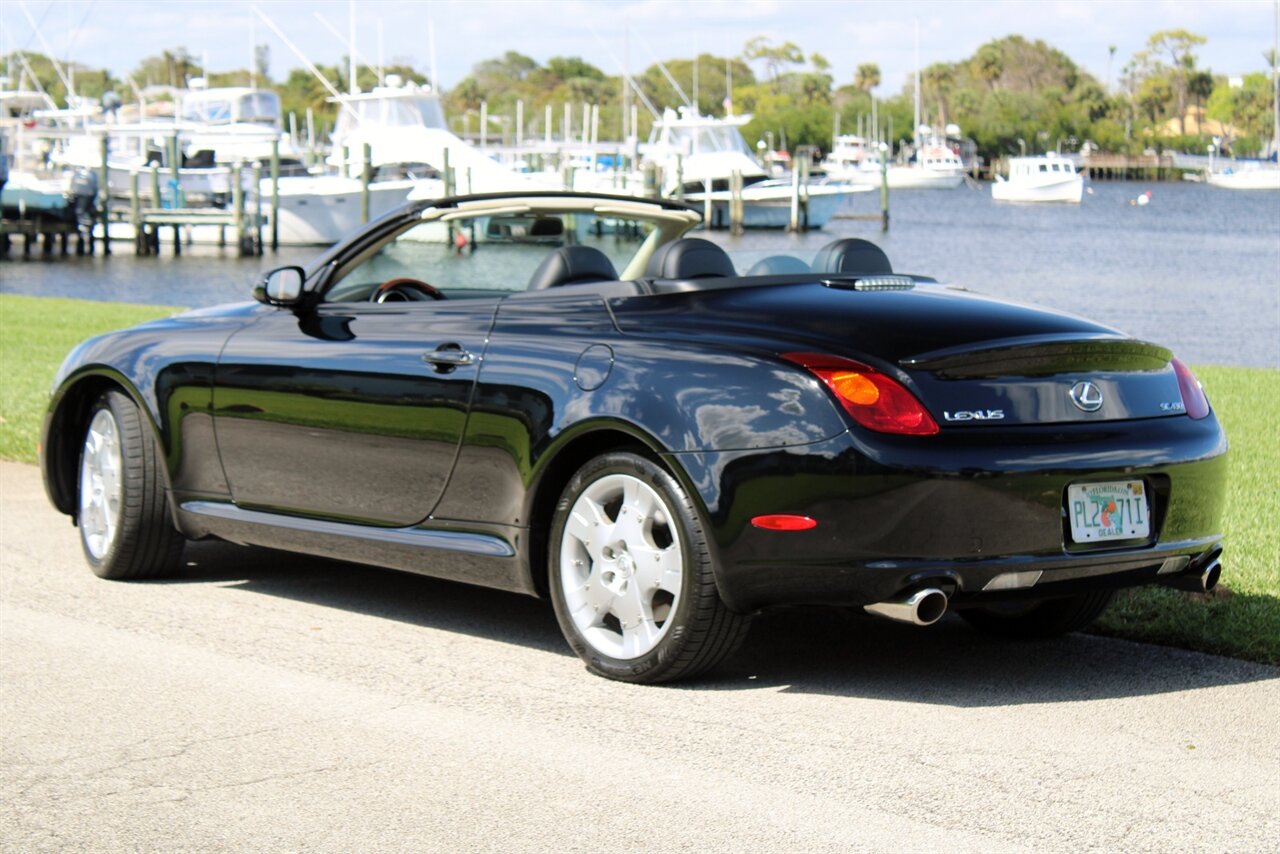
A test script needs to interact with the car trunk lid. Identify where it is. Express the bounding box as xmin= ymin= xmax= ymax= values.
xmin=900 ymin=334 xmax=1184 ymax=426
